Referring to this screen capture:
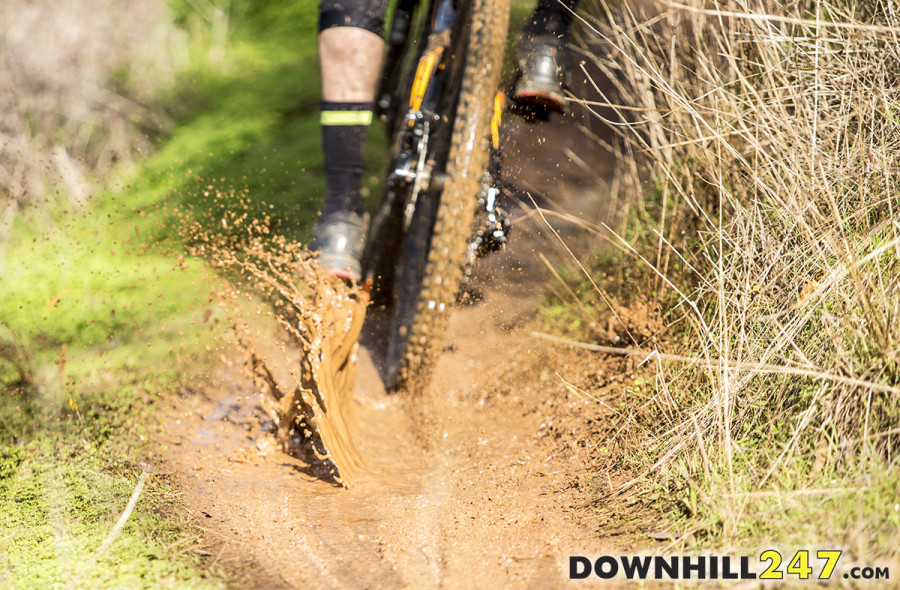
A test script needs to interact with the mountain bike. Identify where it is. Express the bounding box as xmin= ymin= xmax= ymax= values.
xmin=362 ymin=0 xmax=512 ymax=390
